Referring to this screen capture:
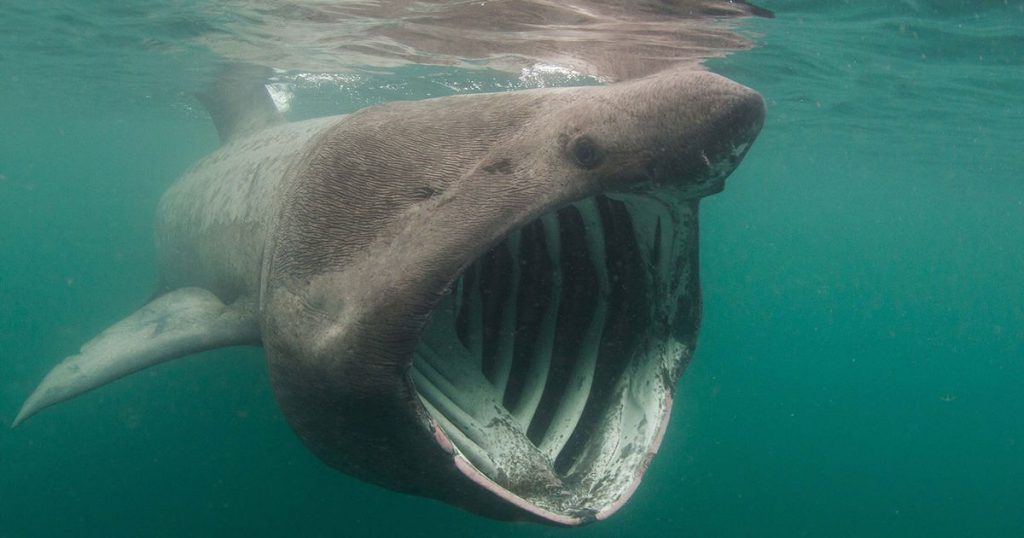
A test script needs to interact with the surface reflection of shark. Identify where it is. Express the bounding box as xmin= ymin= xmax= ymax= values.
xmin=202 ymin=1 xmax=774 ymax=80
xmin=15 ymin=66 xmax=764 ymax=524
